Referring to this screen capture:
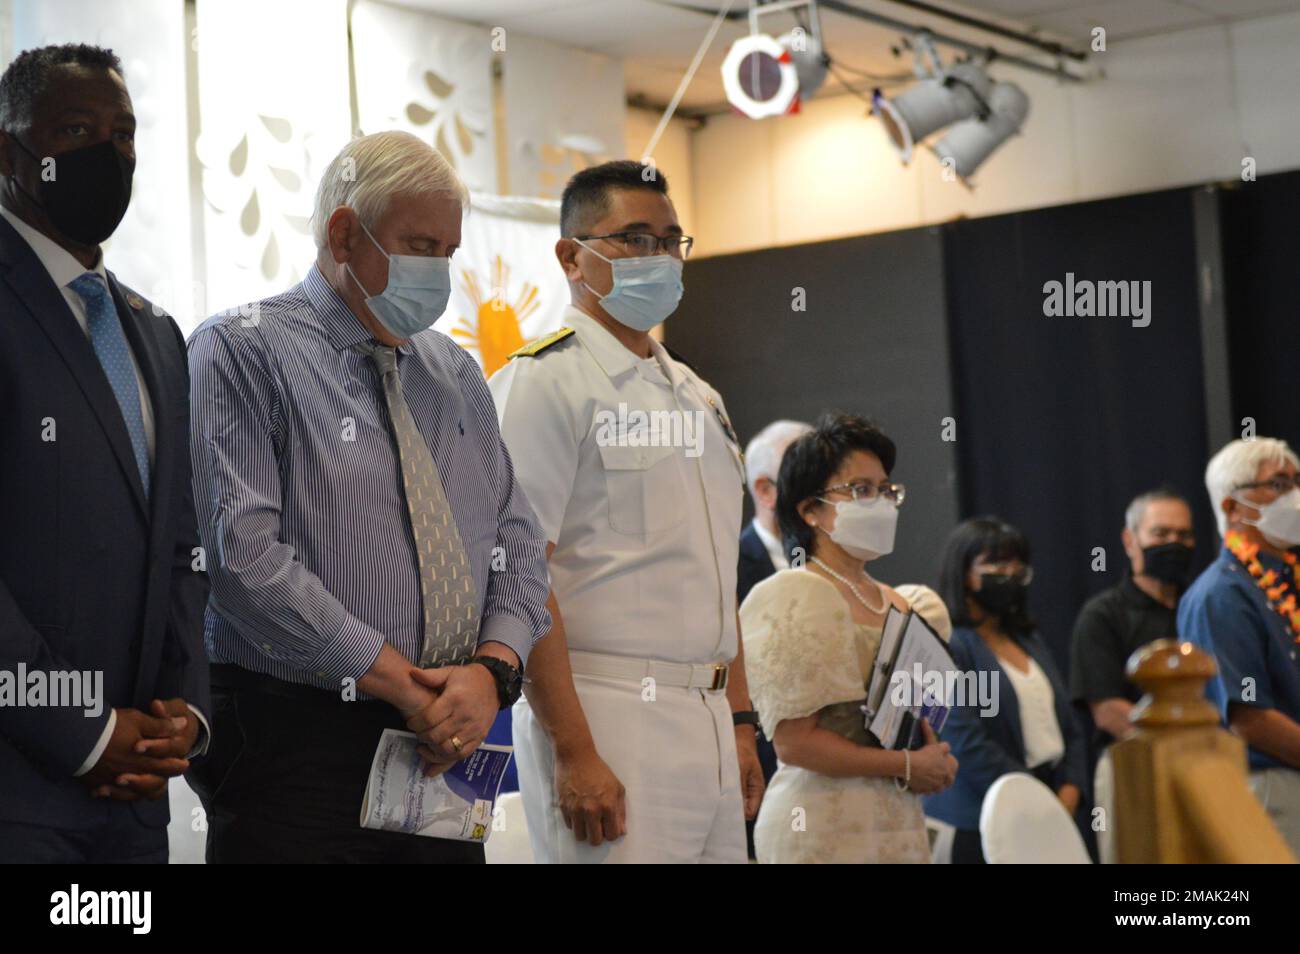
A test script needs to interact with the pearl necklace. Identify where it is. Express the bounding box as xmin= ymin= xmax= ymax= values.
xmin=809 ymin=556 xmax=887 ymax=614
